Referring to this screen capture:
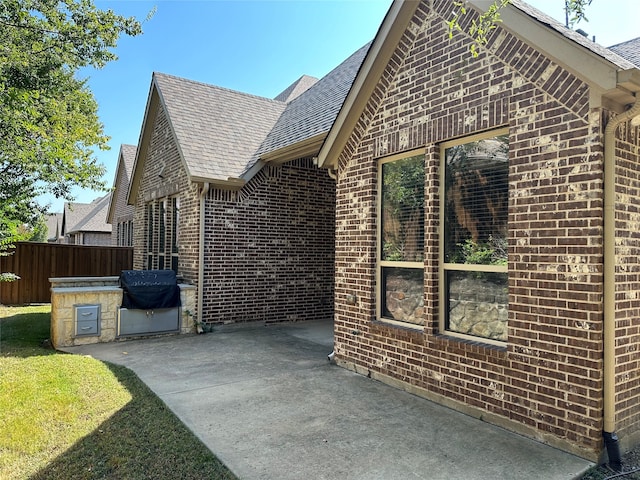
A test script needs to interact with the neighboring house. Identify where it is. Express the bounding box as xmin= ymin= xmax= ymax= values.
xmin=128 ymin=44 xmax=369 ymax=324
xmin=315 ymin=0 xmax=640 ymax=463
xmin=45 ymin=213 xmax=63 ymax=243
xmin=61 ymin=194 xmax=112 ymax=245
xmin=106 ymin=144 xmax=137 ymax=246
